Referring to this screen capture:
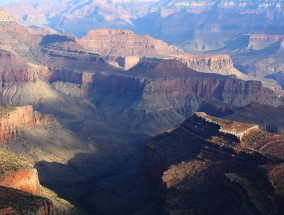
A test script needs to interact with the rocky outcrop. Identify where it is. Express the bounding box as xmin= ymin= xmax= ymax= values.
xmin=0 ymin=146 xmax=55 ymax=214
xmin=177 ymin=53 xmax=281 ymax=90
xmin=0 ymin=106 xmax=56 ymax=143
xmin=141 ymin=113 xmax=284 ymax=214
xmin=0 ymin=148 xmax=41 ymax=195
xmin=78 ymin=29 xmax=181 ymax=57
xmin=177 ymin=54 xmax=235 ymax=75
xmin=127 ymin=60 xmax=278 ymax=107
xmin=248 ymin=34 xmax=284 ymax=50
xmin=0 ymin=50 xmax=38 ymax=86
xmin=0 ymin=186 xmax=54 ymax=215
